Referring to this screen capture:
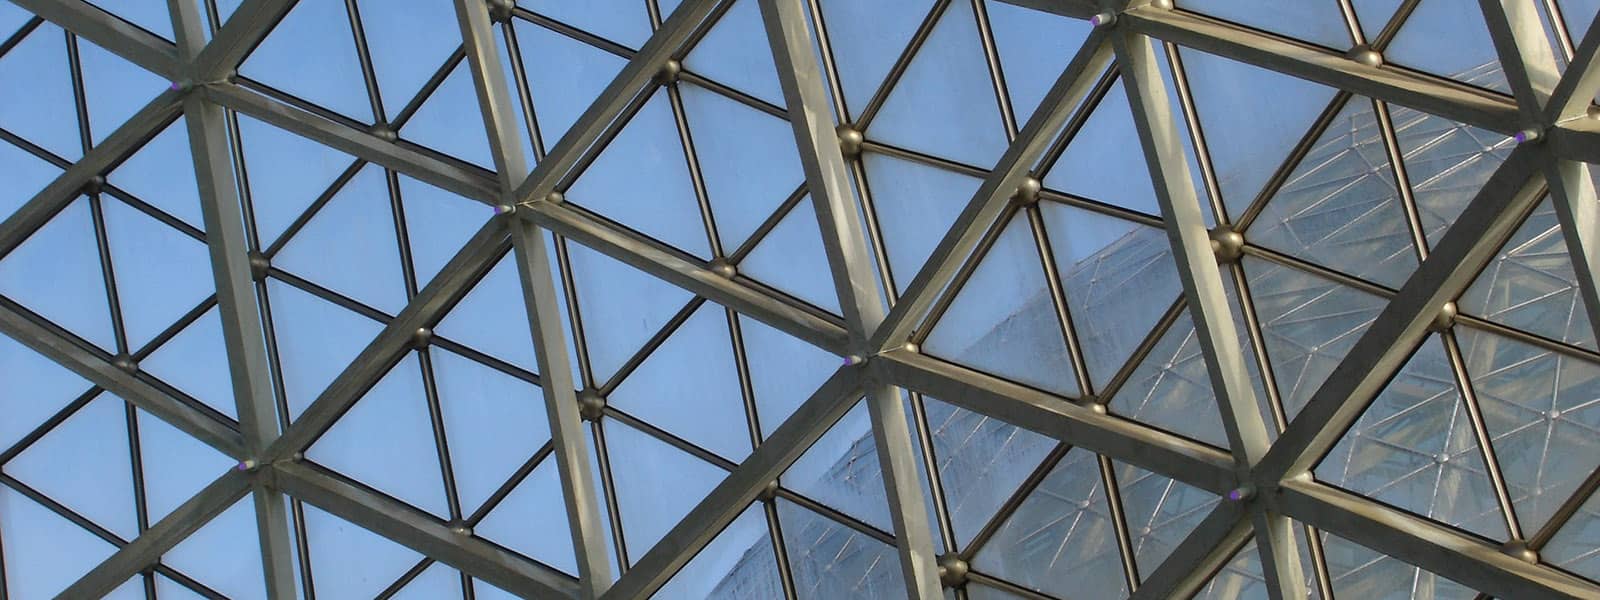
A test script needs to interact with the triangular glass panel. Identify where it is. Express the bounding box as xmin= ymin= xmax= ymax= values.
xmin=1110 ymin=311 xmax=1230 ymax=448
xmin=921 ymin=395 xmax=1054 ymax=548
xmin=1042 ymin=78 xmax=1161 ymax=217
xmin=1543 ymin=487 xmax=1600 ymax=583
xmin=6 ymin=393 xmax=138 ymax=539
xmin=107 ymin=121 xmax=203 ymax=230
xmin=75 ymin=35 xmax=167 ymax=148
xmin=139 ymin=307 xmax=237 ymax=419
xmin=738 ymin=313 xmax=839 ymax=440
xmin=162 ymin=497 xmax=268 ymax=600
xmin=775 ymin=497 xmax=908 ymax=599
xmin=401 ymin=60 xmax=495 ymax=169
xmin=511 ymin=18 xmax=627 ymax=147
xmin=239 ymin=0 xmax=373 ymax=122
xmin=0 ymin=197 xmax=116 ymax=350
xmin=971 ymin=448 xmax=1128 ymax=599
xmin=1384 ymin=0 xmax=1510 ymax=94
xmin=301 ymin=503 xmax=425 ymax=598
xmin=783 ymin=398 xmax=892 ymax=532
xmin=871 ymin=1 xmax=1008 ymax=168
xmin=985 ymin=1 xmax=1091 ymax=124
xmin=0 ymin=137 xmax=61 ymax=219
xmin=654 ymin=504 xmax=785 ymax=599
xmin=308 ymin=352 xmax=452 ymax=517
xmin=923 ymin=212 xmax=1079 ymax=397
xmin=1181 ymin=48 xmax=1339 ymax=218
xmin=610 ymin=302 xmax=751 ymax=462
xmin=274 ymin=165 xmax=410 ymax=315
xmin=432 ymin=253 xmax=539 ymax=374
xmin=860 ymin=152 xmax=981 ymax=295
xmin=353 ymin=0 xmax=458 ymax=116
xmin=603 ymin=418 xmax=726 ymax=564
xmin=1242 ymin=256 xmax=1386 ymax=418
xmin=392 ymin=562 xmax=463 ymax=599
xmin=1460 ymin=197 xmax=1596 ymax=349
xmin=0 ymin=484 xmax=119 ymax=598
xmin=475 ymin=457 xmax=579 ymax=575
xmin=0 ymin=4 xmax=32 ymax=38
xmin=102 ymin=198 xmax=213 ymax=349
xmin=237 ymin=115 xmax=357 ymax=249
xmin=398 ymin=175 xmax=489 ymax=291
xmin=679 ymin=83 xmax=802 ymax=252
xmin=264 ymin=279 xmax=386 ymax=418
xmin=1042 ymin=202 xmax=1182 ymax=389
xmin=1456 ymin=327 xmax=1600 ymax=533
xmin=1115 ymin=461 xmax=1222 ymax=581
xmin=683 ymin=0 xmax=784 ymax=107
xmin=1391 ymin=104 xmax=1512 ymax=247
xmin=738 ymin=195 xmax=842 ymax=315
xmin=86 ymin=0 xmax=173 ymax=41
xmin=1316 ymin=336 xmax=1507 ymax=539
xmin=814 ymin=0 xmax=937 ymax=121
xmin=0 ymin=330 xmax=90 ymax=450
xmin=431 ymin=346 xmax=550 ymax=515
xmin=0 ymin=22 xmax=80 ymax=160
xmin=564 ymin=241 xmax=694 ymax=385
xmin=1248 ymin=98 xmax=1419 ymax=289
xmin=1321 ymin=531 xmax=1480 ymax=598
xmin=1180 ymin=0 xmax=1352 ymax=49
xmin=566 ymin=91 xmax=710 ymax=258
xmin=135 ymin=407 xmax=233 ymax=525
xmin=521 ymin=0 xmax=654 ymax=49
